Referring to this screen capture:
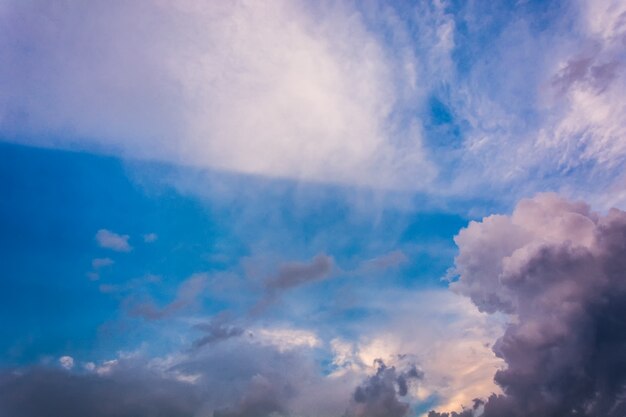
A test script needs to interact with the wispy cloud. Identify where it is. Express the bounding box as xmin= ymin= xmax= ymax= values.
xmin=128 ymin=274 xmax=207 ymax=320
